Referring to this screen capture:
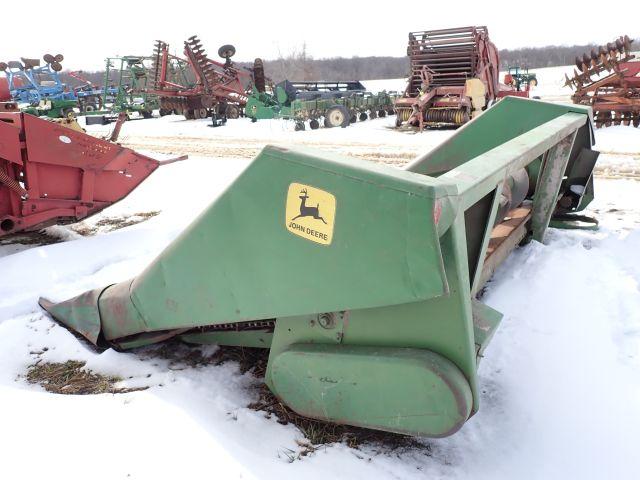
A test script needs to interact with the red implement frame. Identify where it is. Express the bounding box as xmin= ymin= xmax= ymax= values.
xmin=395 ymin=26 xmax=502 ymax=130
xmin=0 ymin=112 xmax=161 ymax=236
xmin=149 ymin=36 xmax=252 ymax=119
xmin=566 ymin=35 xmax=639 ymax=128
